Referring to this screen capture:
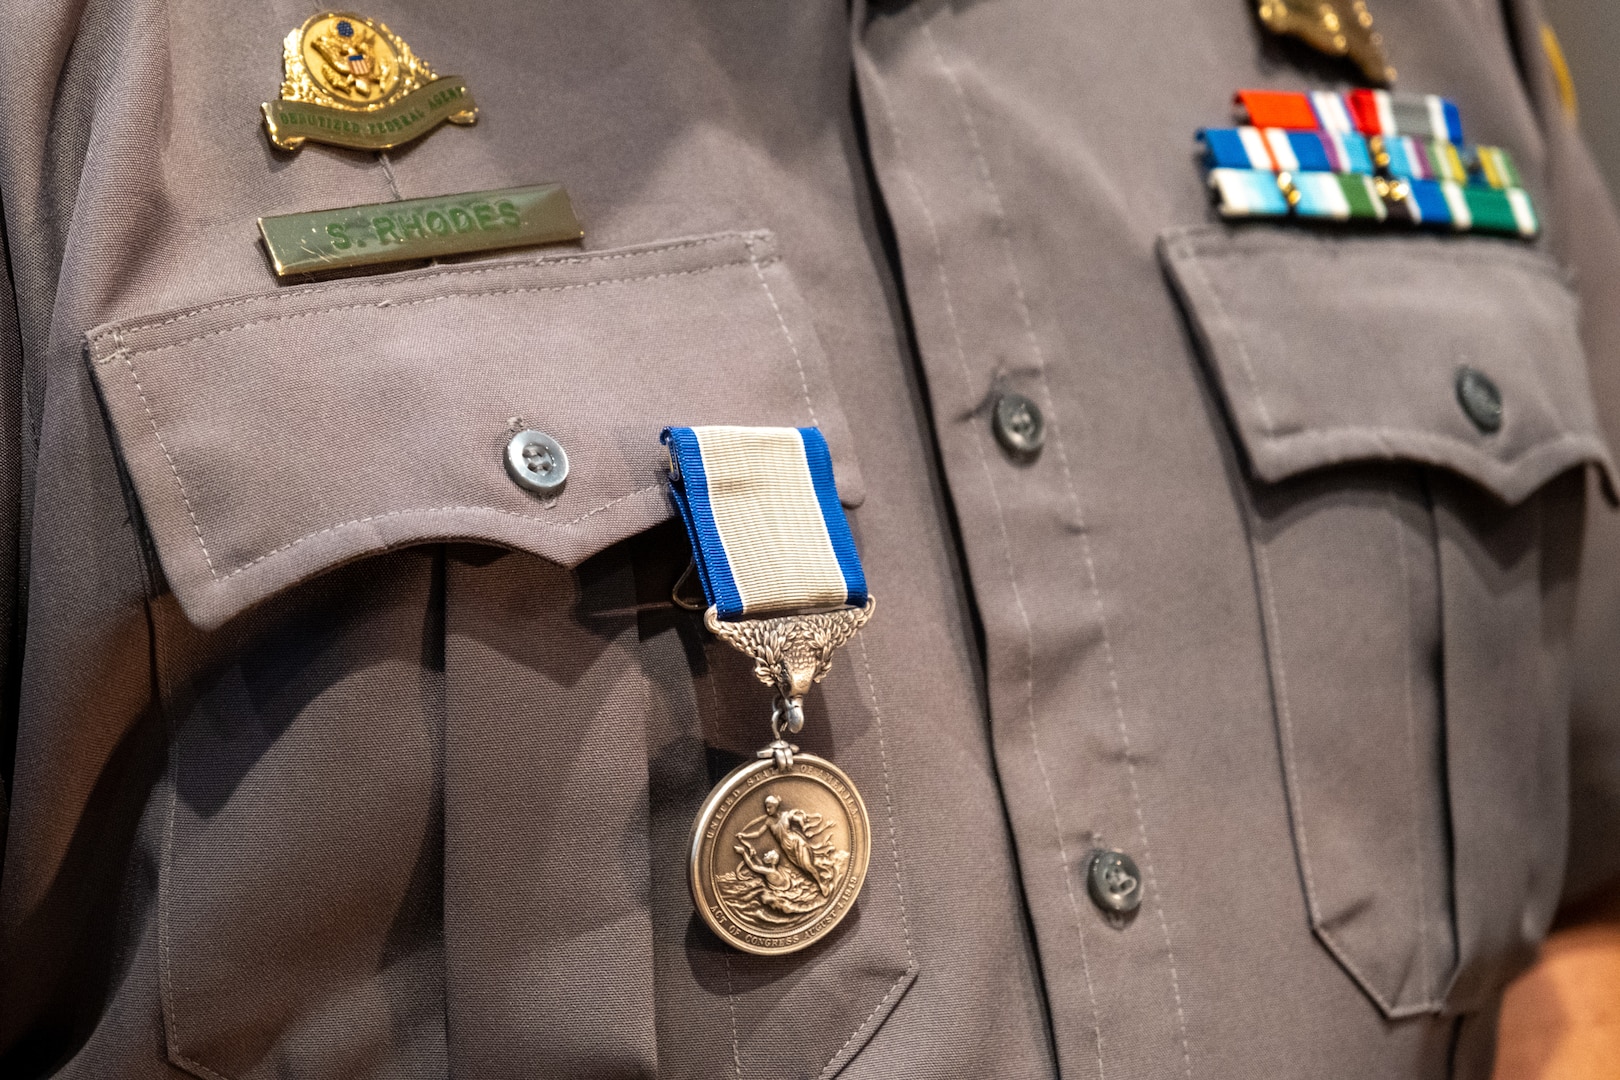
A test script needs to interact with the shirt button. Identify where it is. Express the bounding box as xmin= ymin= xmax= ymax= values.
xmin=1455 ymin=367 xmax=1503 ymax=434
xmin=505 ymin=429 xmax=569 ymax=493
xmin=1086 ymin=848 xmax=1144 ymax=914
xmin=993 ymin=392 xmax=1045 ymax=457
